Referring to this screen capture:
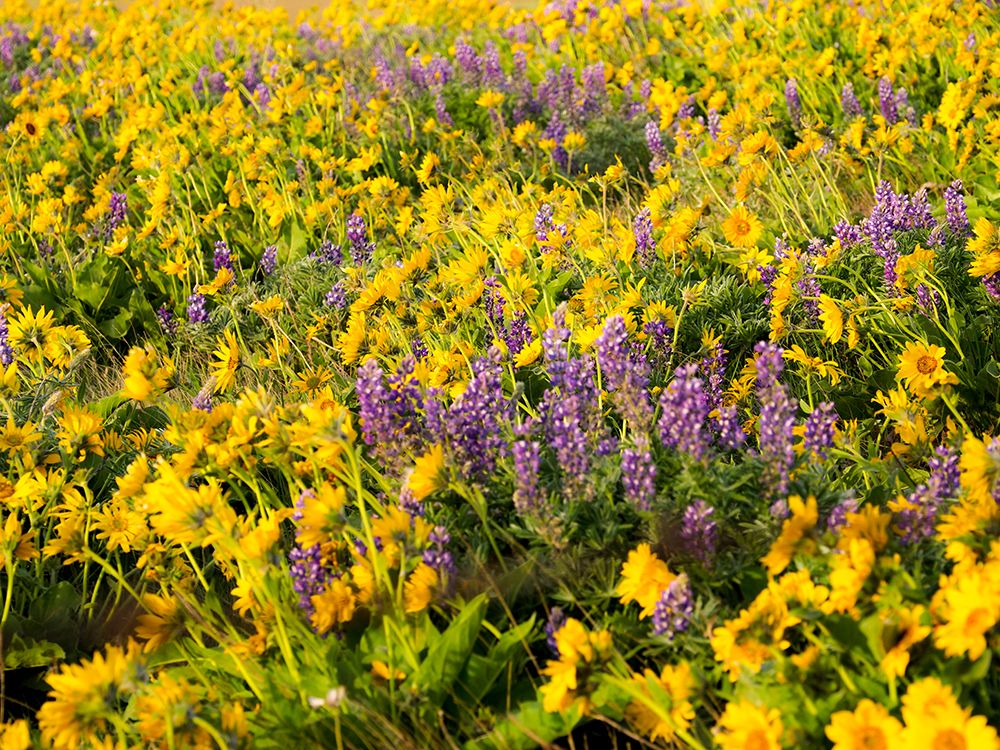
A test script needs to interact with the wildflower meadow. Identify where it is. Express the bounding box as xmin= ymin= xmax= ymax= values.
xmin=2 ymin=0 xmax=1000 ymax=747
